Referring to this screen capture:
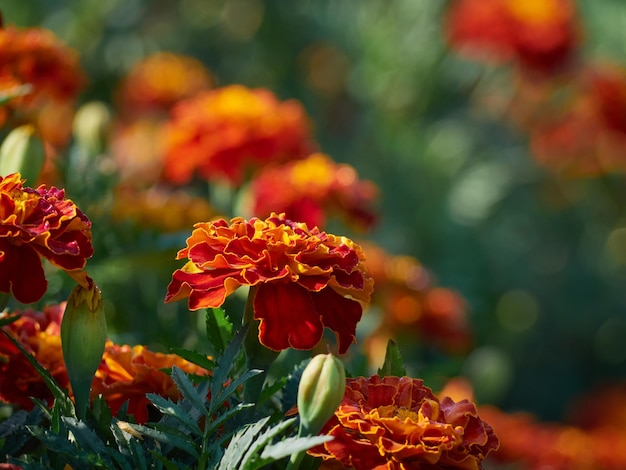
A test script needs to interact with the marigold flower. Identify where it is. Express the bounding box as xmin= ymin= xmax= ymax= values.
xmin=0 ymin=25 xmax=85 ymax=144
xmin=360 ymin=242 xmax=472 ymax=358
xmin=0 ymin=304 xmax=69 ymax=409
xmin=111 ymin=186 xmax=220 ymax=233
xmin=117 ymin=52 xmax=213 ymax=118
xmin=165 ymin=213 xmax=373 ymax=354
xmin=162 ymin=85 xmax=315 ymax=185
xmin=445 ymin=0 xmax=579 ymax=75
xmin=245 ymin=153 xmax=378 ymax=230
xmin=91 ymin=342 xmax=210 ymax=424
xmin=309 ymin=376 xmax=499 ymax=470
xmin=529 ymin=65 xmax=626 ymax=176
xmin=0 ymin=173 xmax=94 ymax=304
